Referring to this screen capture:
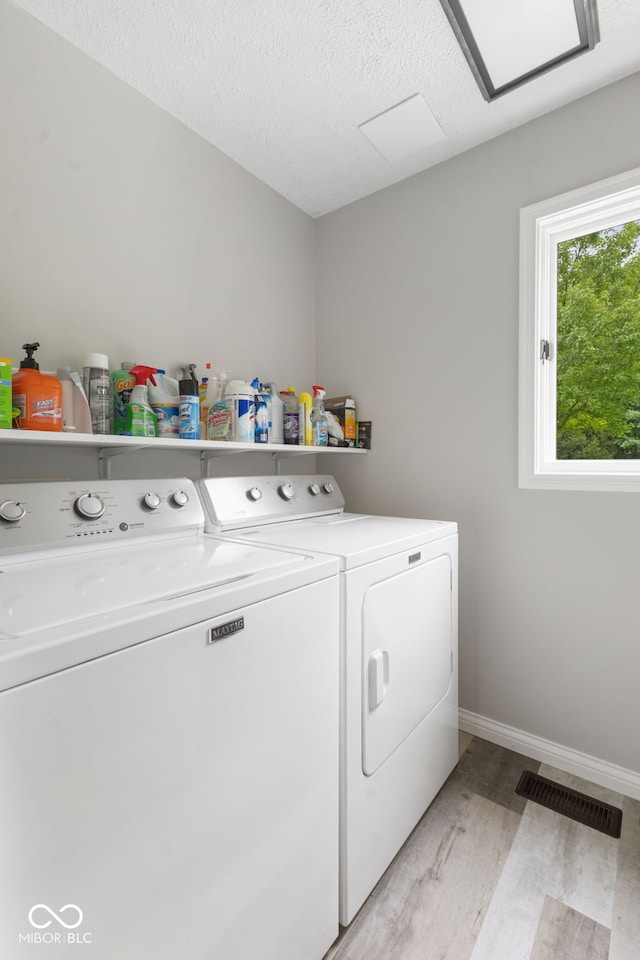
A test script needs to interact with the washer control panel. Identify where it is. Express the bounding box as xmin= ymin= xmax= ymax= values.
xmin=0 ymin=478 xmax=204 ymax=556
xmin=198 ymin=475 xmax=345 ymax=531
